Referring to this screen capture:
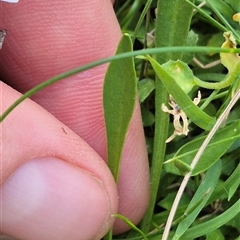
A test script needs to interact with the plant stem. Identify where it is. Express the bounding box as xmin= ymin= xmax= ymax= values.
xmin=1 ymin=46 xmax=238 ymax=122
xmin=162 ymin=88 xmax=240 ymax=240
xmin=194 ymin=61 xmax=240 ymax=89
xmin=140 ymin=0 xmax=194 ymax=233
